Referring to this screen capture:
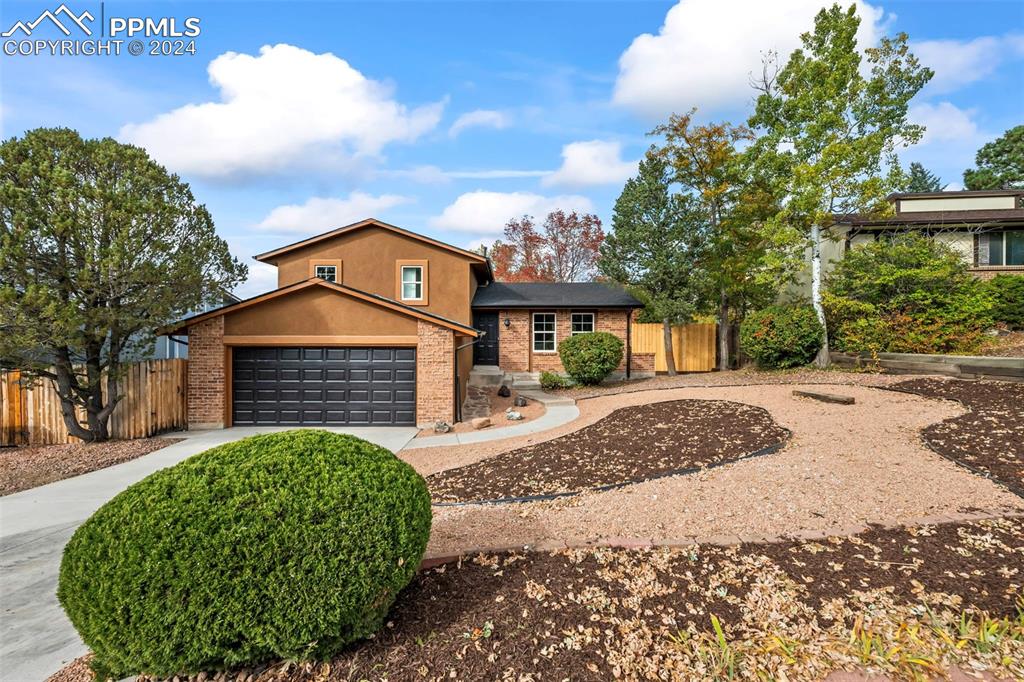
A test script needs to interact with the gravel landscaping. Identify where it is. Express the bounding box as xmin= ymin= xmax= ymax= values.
xmin=893 ymin=378 xmax=1024 ymax=497
xmin=52 ymin=517 xmax=1024 ymax=682
xmin=0 ymin=437 xmax=180 ymax=495
xmin=428 ymin=399 xmax=788 ymax=503
xmin=409 ymin=382 xmax=1024 ymax=557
